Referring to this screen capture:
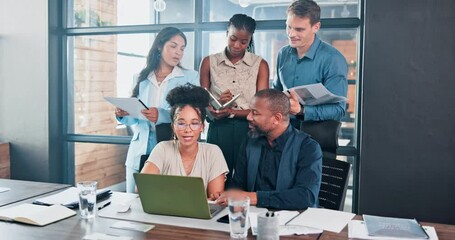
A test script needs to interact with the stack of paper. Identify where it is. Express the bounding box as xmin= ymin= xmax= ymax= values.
xmin=287 ymin=208 xmax=355 ymax=233
xmin=249 ymin=208 xmax=355 ymax=236
xmin=359 ymin=215 xmax=433 ymax=239
xmin=285 ymin=83 xmax=347 ymax=106
xmin=34 ymin=187 xmax=112 ymax=208
xmin=348 ymin=220 xmax=438 ymax=240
